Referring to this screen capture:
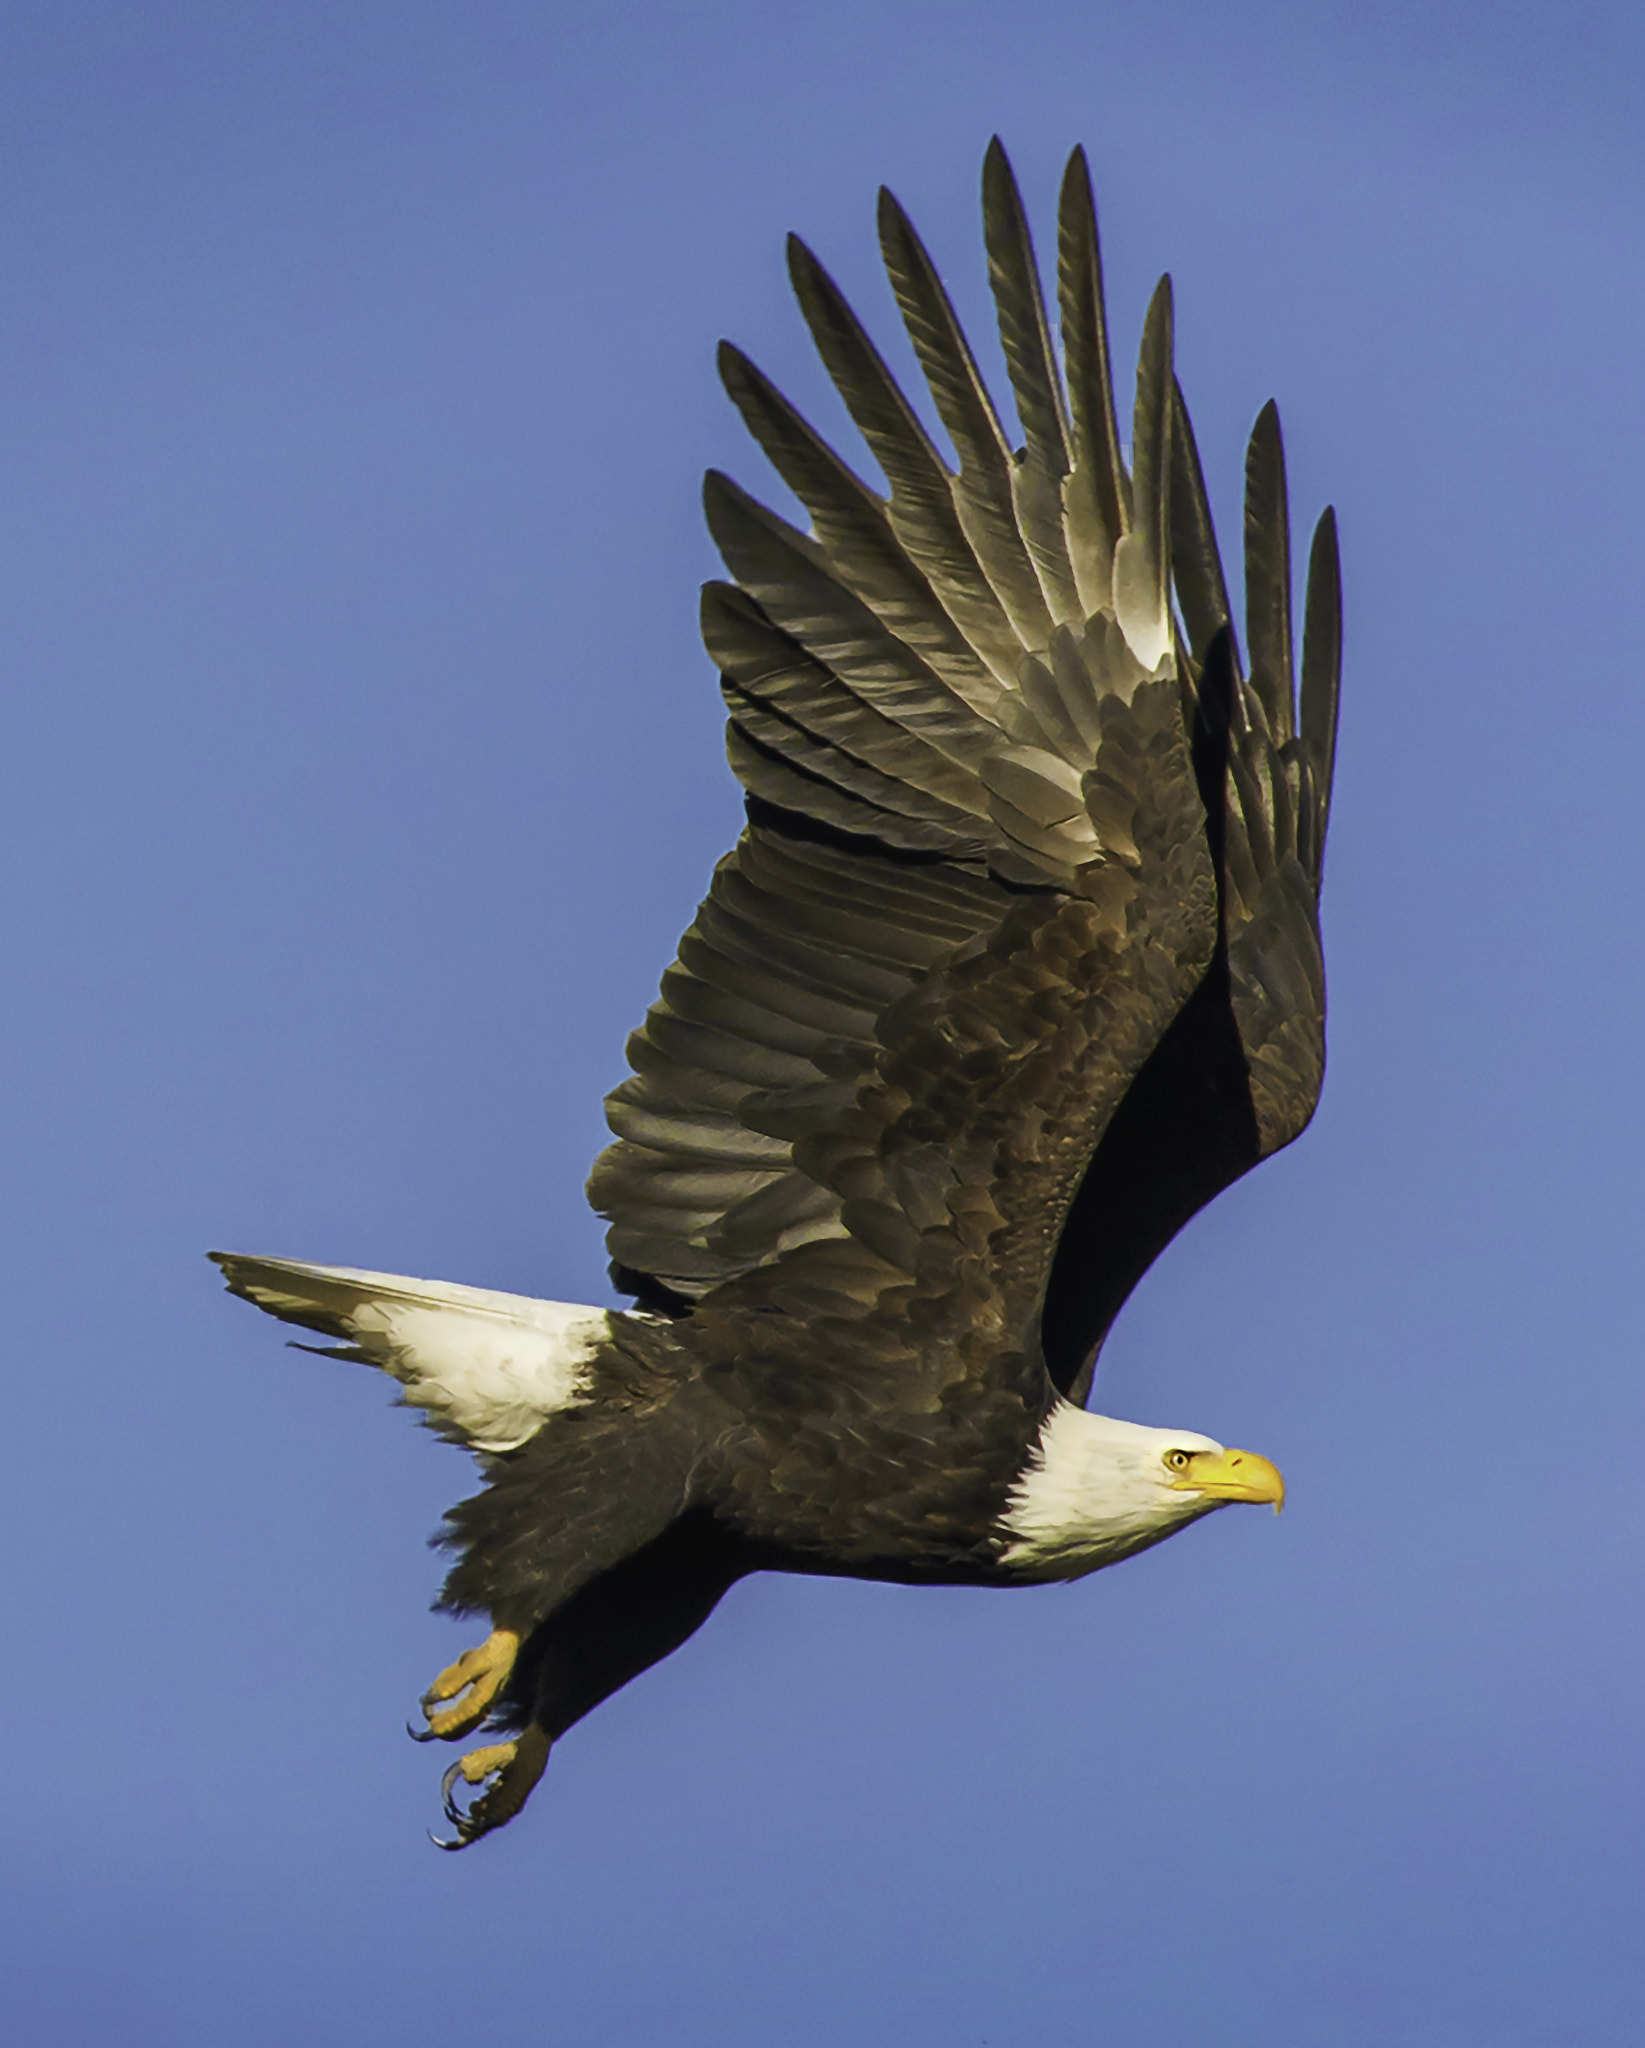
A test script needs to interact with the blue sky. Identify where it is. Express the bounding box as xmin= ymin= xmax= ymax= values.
xmin=3 ymin=4 xmax=1643 ymax=2042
